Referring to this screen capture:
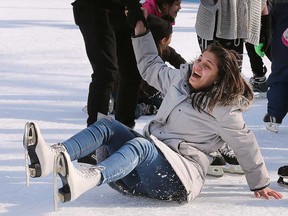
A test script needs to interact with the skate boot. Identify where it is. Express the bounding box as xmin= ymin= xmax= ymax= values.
xmin=263 ymin=114 xmax=282 ymax=133
xmin=82 ymin=94 xmax=114 ymax=115
xmin=77 ymin=152 xmax=97 ymax=165
xmin=277 ymin=165 xmax=288 ymax=187
xmin=207 ymin=153 xmax=226 ymax=177
xmin=54 ymin=150 xmax=101 ymax=208
xmin=218 ymin=144 xmax=244 ymax=174
xmin=23 ymin=122 xmax=65 ymax=186
xmin=249 ymin=74 xmax=268 ymax=98
xmin=138 ymin=103 xmax=157 ymax=115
